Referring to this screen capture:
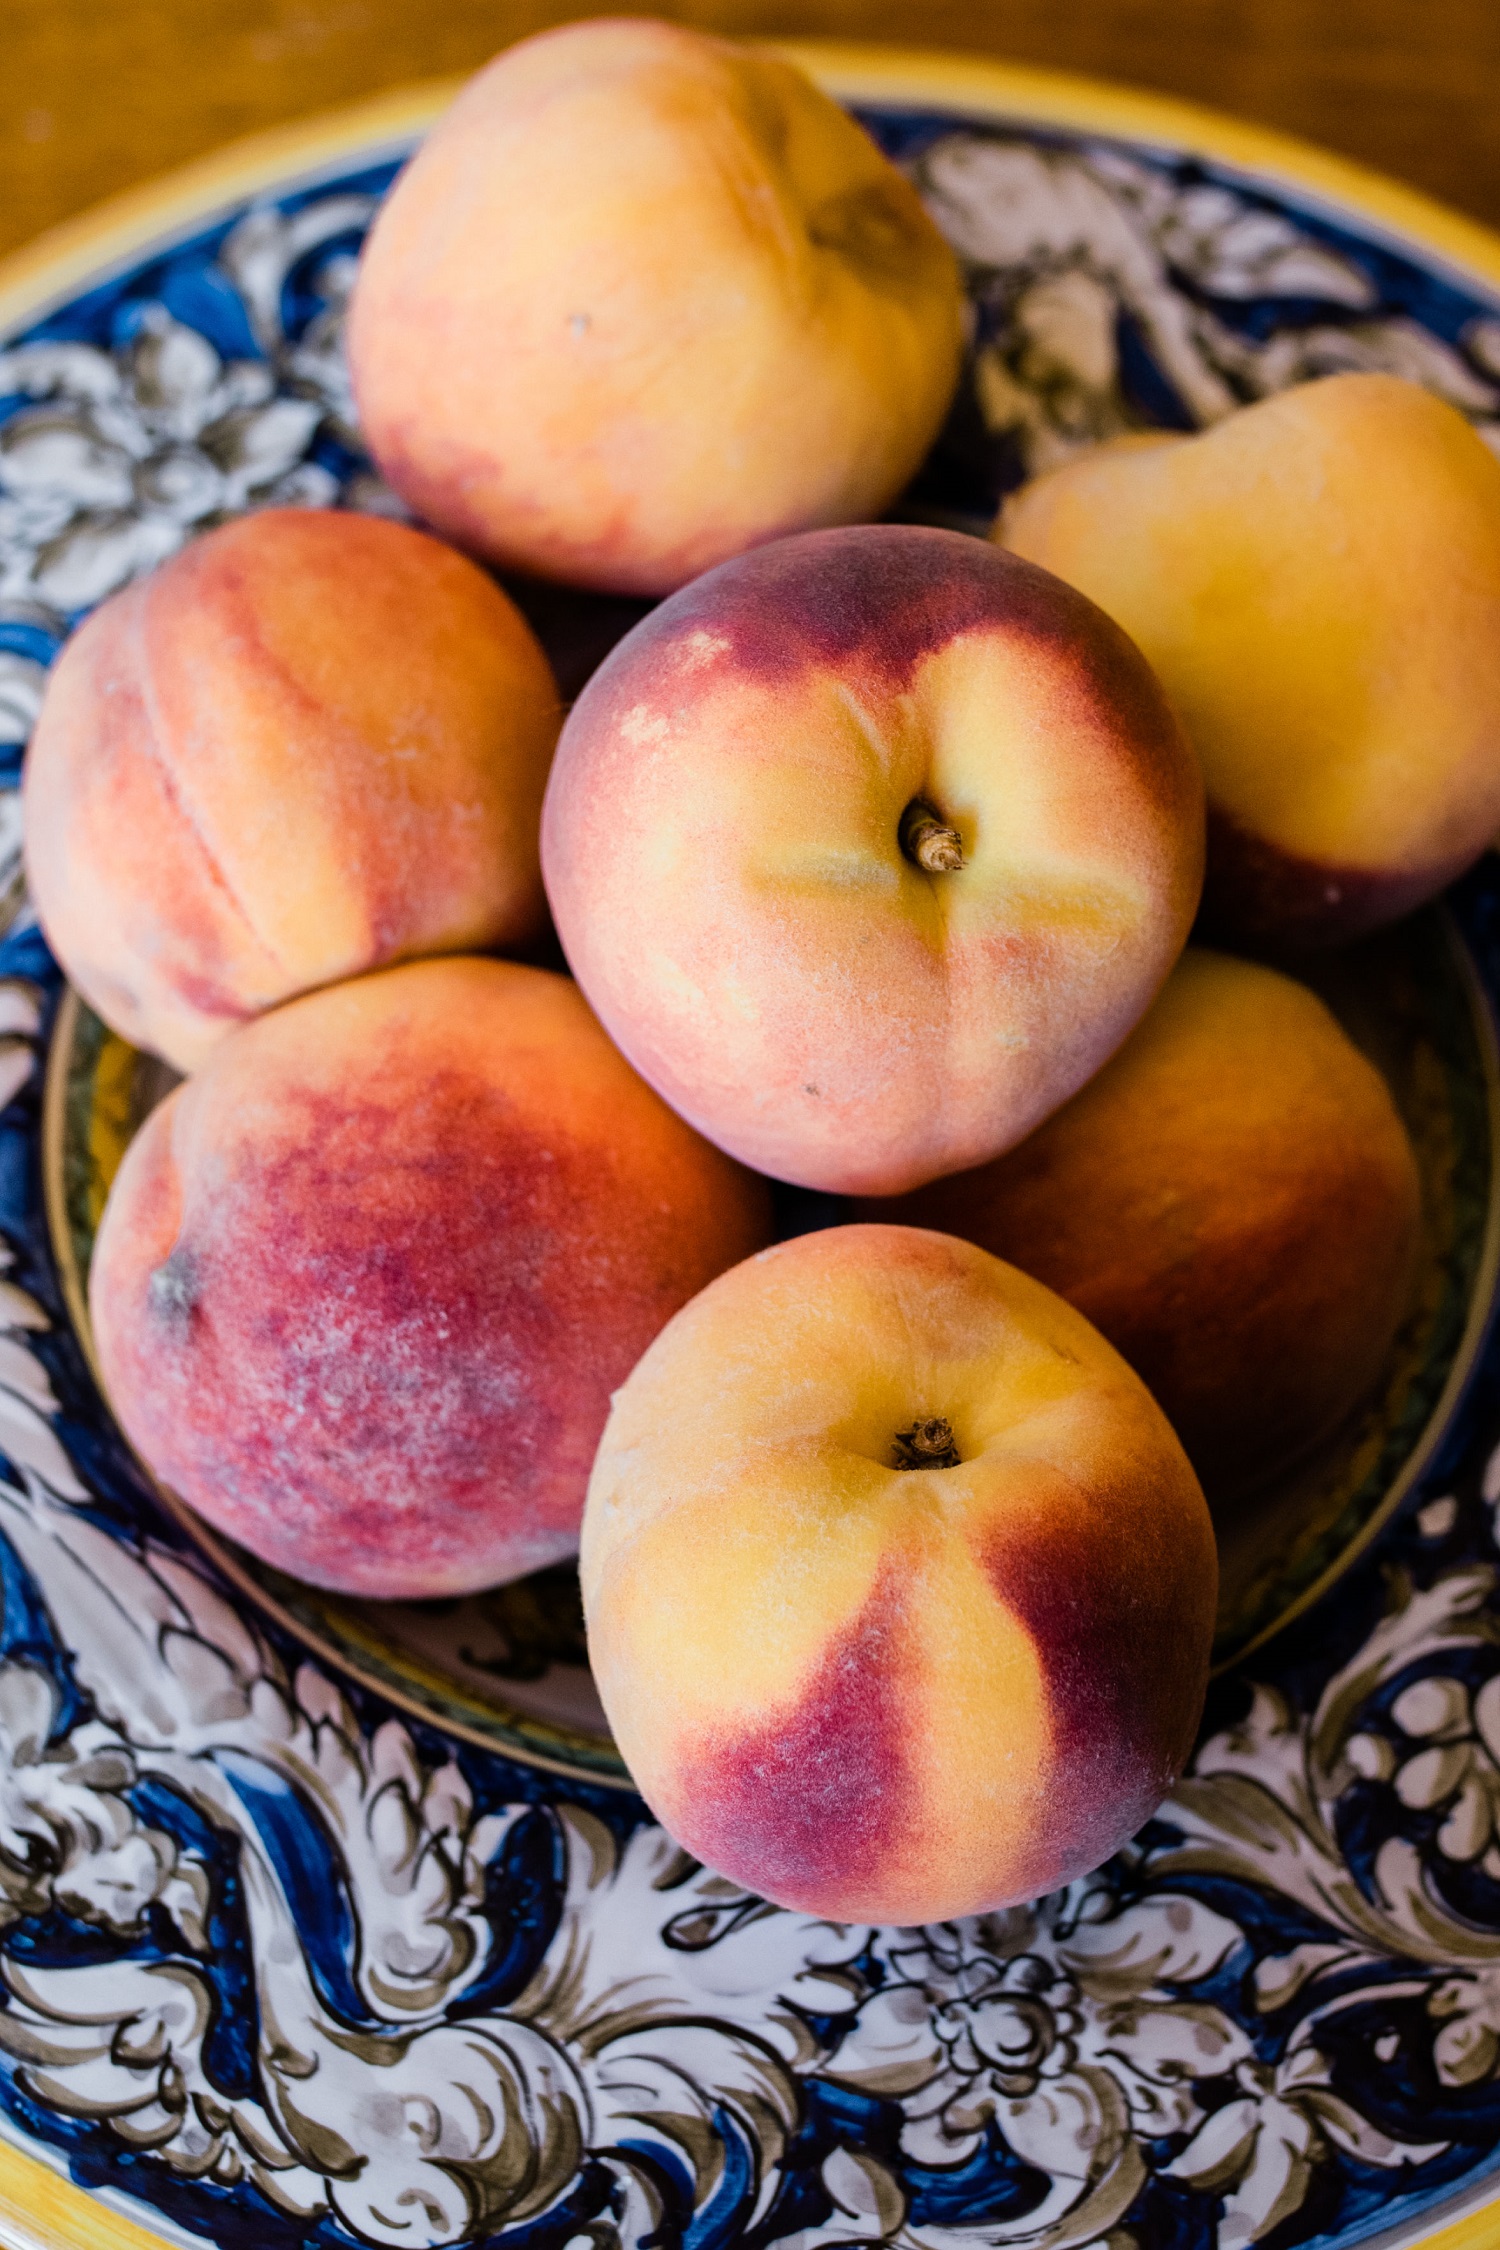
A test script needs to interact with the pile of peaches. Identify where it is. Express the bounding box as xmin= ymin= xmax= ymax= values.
xmin=23 ymin=21 xmax=1500 ymax=1927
